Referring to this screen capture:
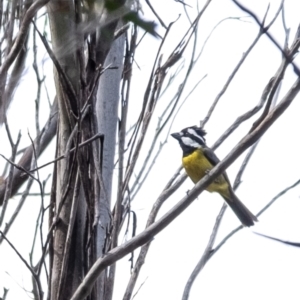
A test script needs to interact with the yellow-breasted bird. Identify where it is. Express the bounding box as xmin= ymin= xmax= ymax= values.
xmin=171 ymin=125 xmax=257 ymax=227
